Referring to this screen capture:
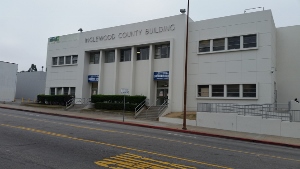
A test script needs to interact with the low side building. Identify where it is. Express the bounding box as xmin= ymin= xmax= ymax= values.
xmin=0 ymin=61 xmax=18 ymax=102
xmin=16 ymin=71 xmax=46 ymax=101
